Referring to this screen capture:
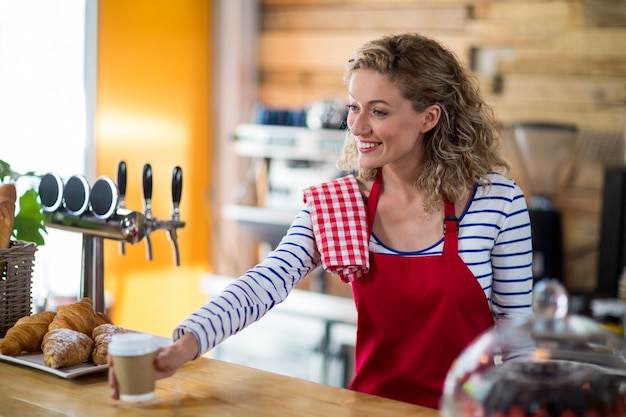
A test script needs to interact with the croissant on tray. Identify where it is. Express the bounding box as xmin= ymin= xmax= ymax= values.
xmin=91 ymin=323 xmax=128 ymax=365
xmin=0 ymin=311 xmax=56 ymax=356
xmin=42 ymin=328 xmax=93 ymax=368
xmin=95 ymin=311 xmax=113 ymax=327
xmin=48 ymin=297 xmax=98 ymax=336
